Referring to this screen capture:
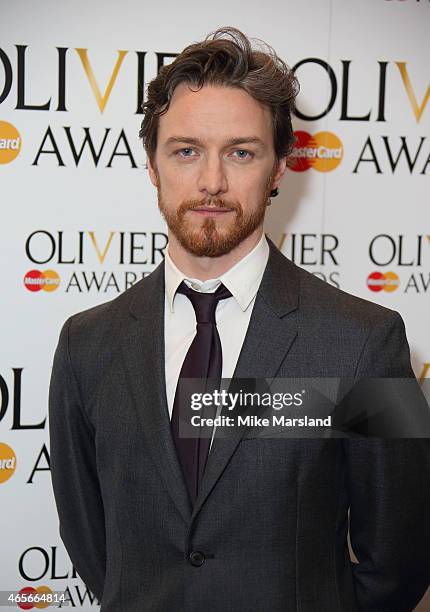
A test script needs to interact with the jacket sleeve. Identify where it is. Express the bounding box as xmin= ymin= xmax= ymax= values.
xmin=48 ymin=316 xmax=106 ymax=602
xmin=344 ymin=311 xmax=430 ymax=612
